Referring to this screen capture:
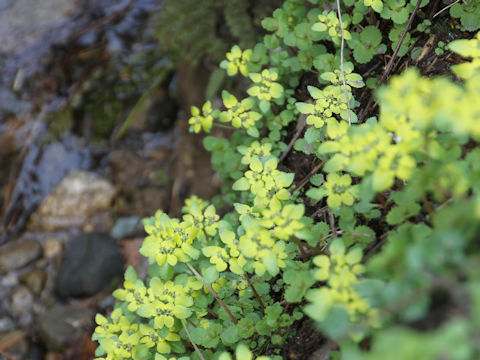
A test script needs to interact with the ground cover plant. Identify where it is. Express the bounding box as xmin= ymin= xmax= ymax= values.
xmin=92 ymin=0 xmax=480 ymax=358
